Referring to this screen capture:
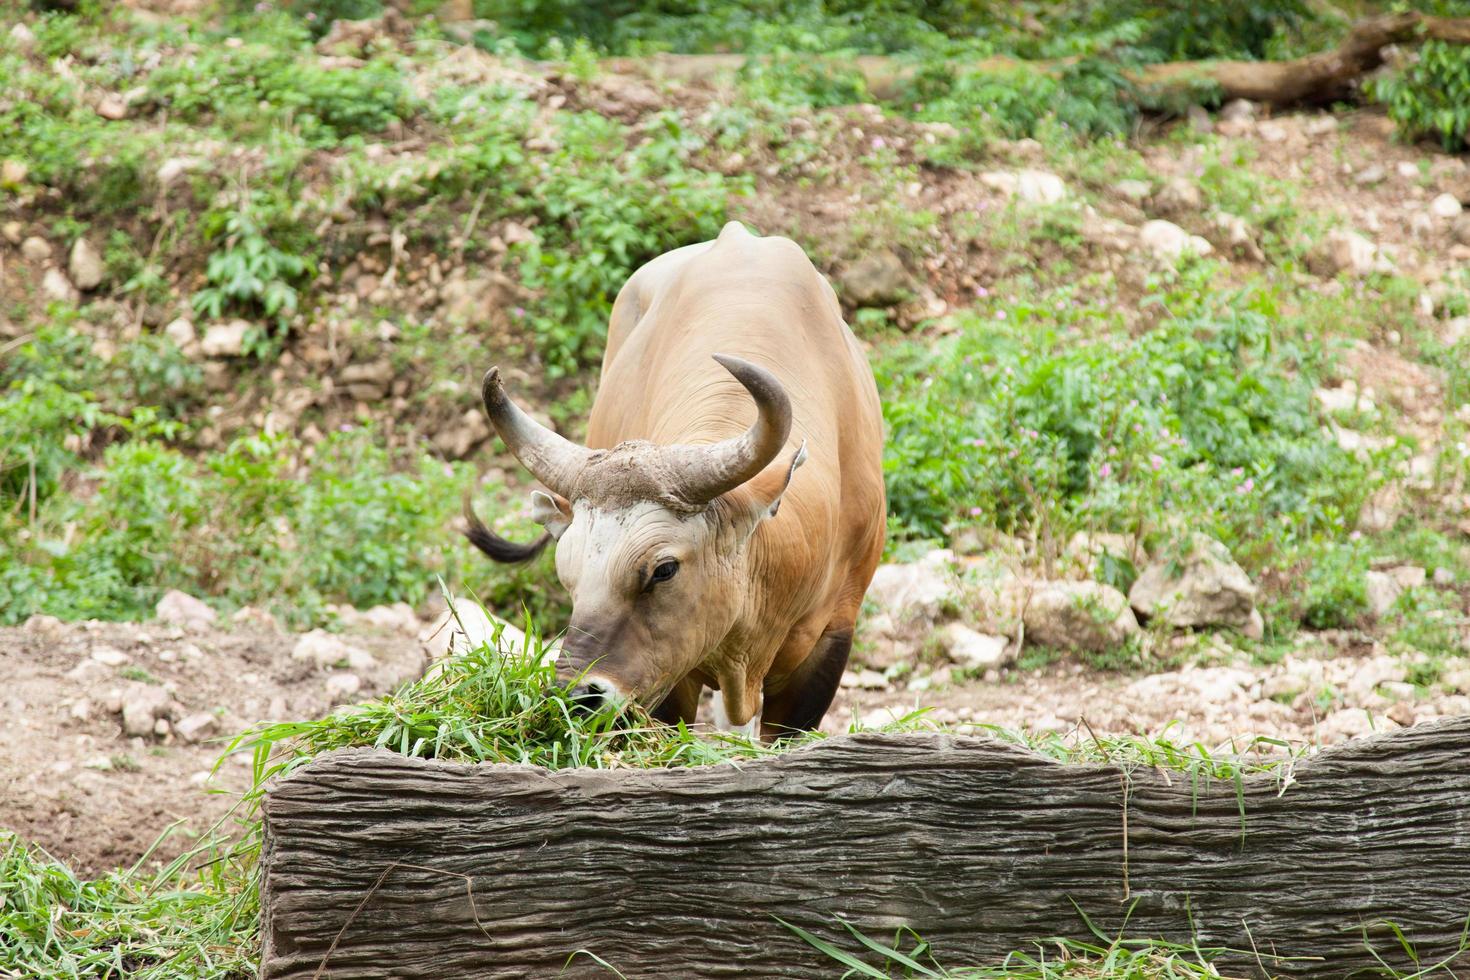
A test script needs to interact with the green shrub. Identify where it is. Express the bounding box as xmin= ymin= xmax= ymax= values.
xmin=1296 ymin=540 xmax=1370 ymax=629
xmin=1370 ymin=41 xmax=1470 ymax=152
xmin=193 ymin=195 xmax=314 ymax=348
xmin=877 ymin=278 xmax=1380 ymax=575
xmin=147 ymin=29 xmax=413 ymax=144
xmin=0 ymin=424 xmax=561 ymax=627
xmin=910 ymin=58 xmax=1139 ymax=144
